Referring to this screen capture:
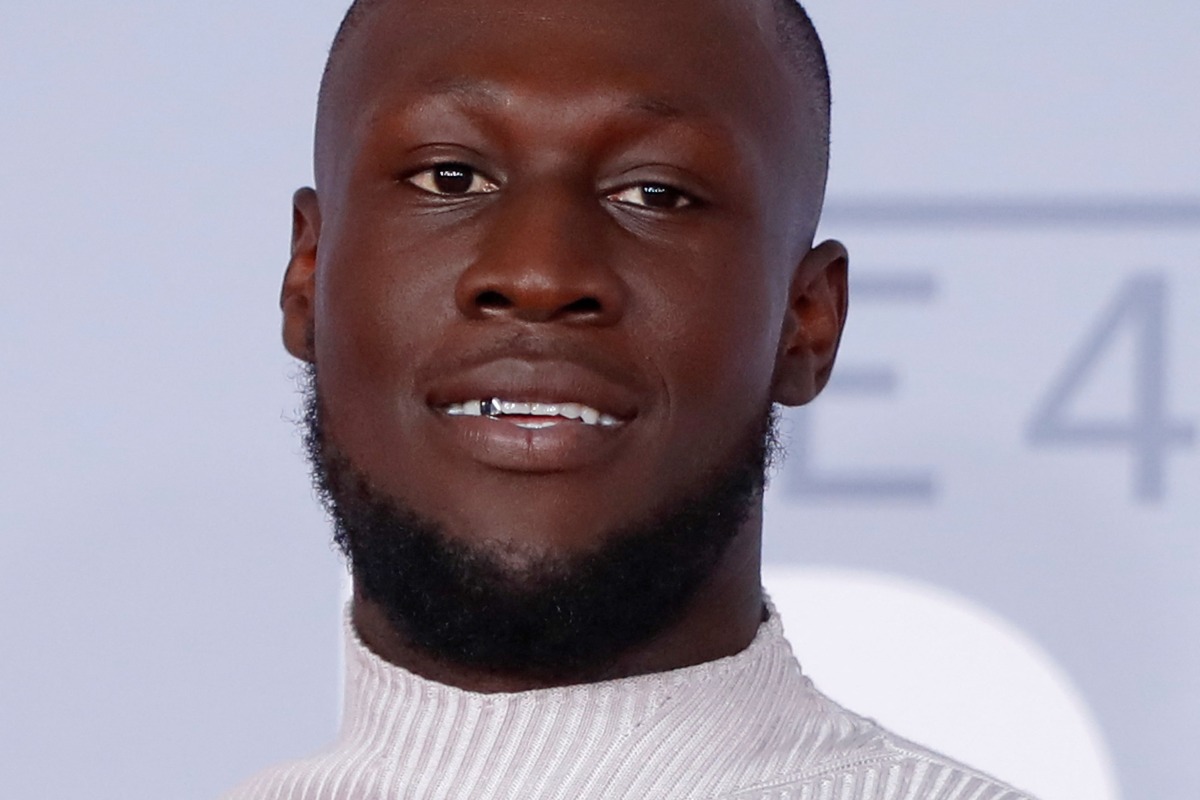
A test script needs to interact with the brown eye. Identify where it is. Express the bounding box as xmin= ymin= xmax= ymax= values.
xmin=408 ymin=163 xmax=499 ymax=196
xmin=608 ymin=182 xmax=693 ymax=210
